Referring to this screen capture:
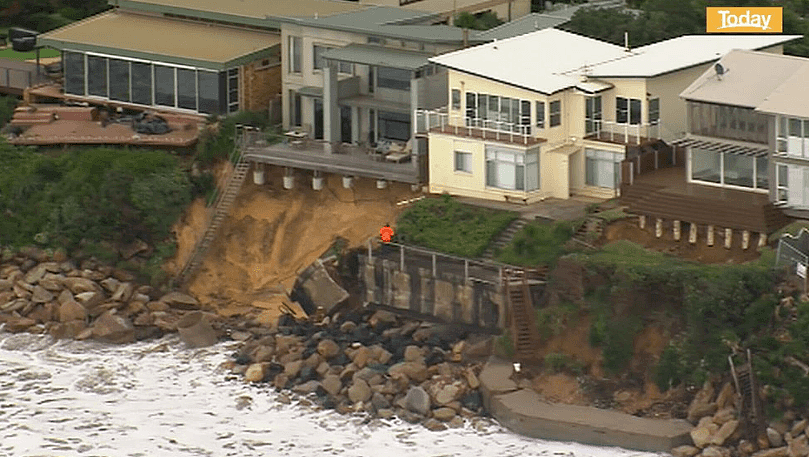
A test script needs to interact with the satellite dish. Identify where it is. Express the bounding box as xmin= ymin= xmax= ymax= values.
xmin=715 ymin=62 xmax=725 ymax=76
